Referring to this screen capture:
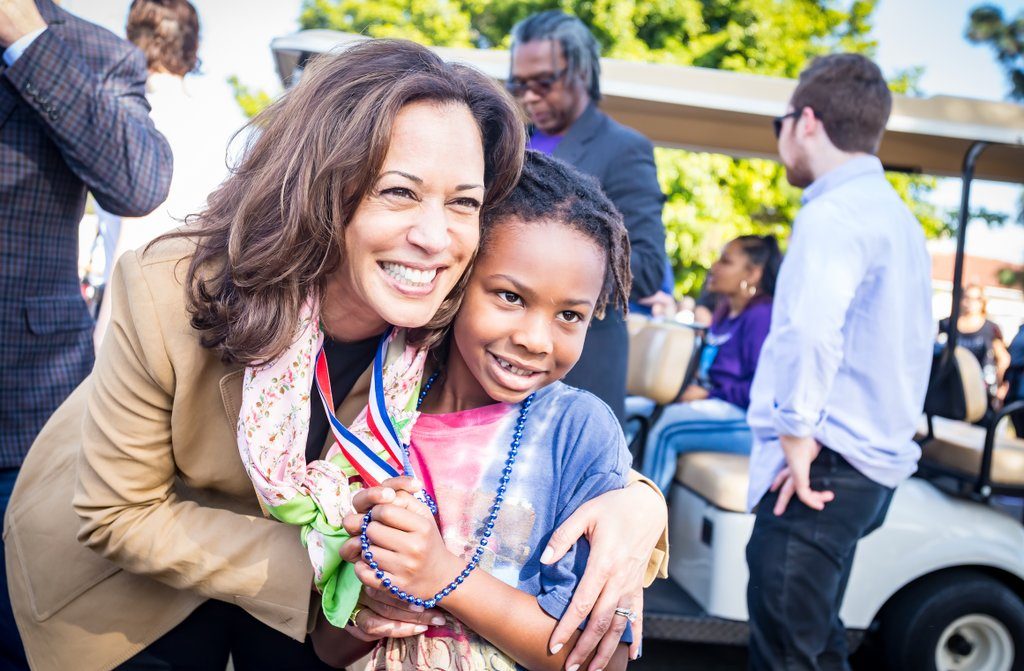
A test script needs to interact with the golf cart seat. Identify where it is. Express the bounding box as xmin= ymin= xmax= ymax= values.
xmin=918 ymin=345 xmax=1024 ymax=494
xmin=624 ymin=318 xmax=704 ymax=462
xmin=673 ymin=451 xmax=749 ymax=513
xmin=921 ymin=417 xmax=1024 ymax=487
xmin=626 ymin=313 xmax=649 ymax=338
xmin=626 ymin=319 xmax=699 ymax=405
